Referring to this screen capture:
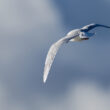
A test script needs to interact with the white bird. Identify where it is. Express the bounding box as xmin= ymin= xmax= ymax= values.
xmin=43 ymin=23 xmax=110 ymax=83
